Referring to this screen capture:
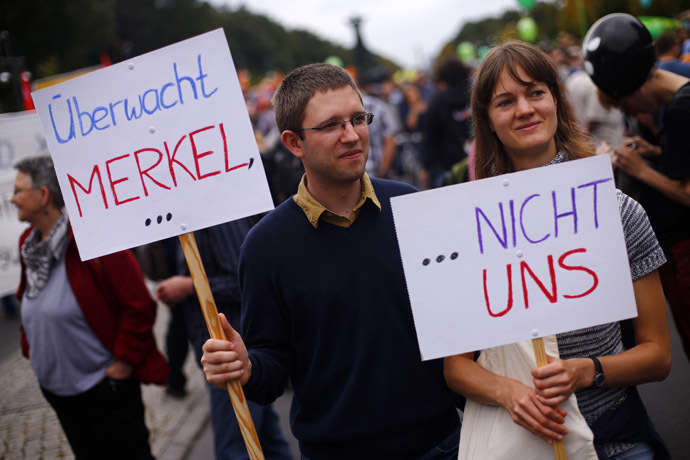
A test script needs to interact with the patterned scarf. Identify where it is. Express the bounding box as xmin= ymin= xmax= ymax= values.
xmin=543 ymin=151 xmax=566 ymax=166
xmin=21 ymin=210 xmax=70 ymax=299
